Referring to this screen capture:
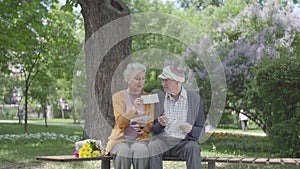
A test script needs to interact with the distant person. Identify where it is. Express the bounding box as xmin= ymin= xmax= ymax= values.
xmin=149 ymin=66 xmax=205 ymax=169
xmin=18 ymin=109 xmax=24 ymax=119
xmin=239 ymin=109 xmax=248 ymax=131
xmin=106 ymin=62 xmax=154 ymax=169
